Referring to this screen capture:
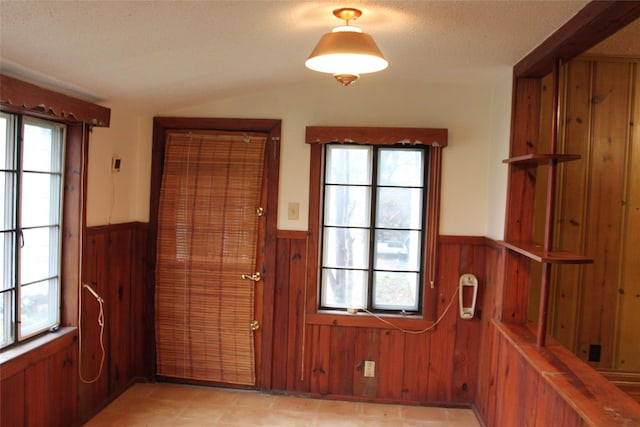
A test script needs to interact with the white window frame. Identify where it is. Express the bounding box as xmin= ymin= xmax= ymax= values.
xmin=0 ymin=112 xmax=65 ymax=349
